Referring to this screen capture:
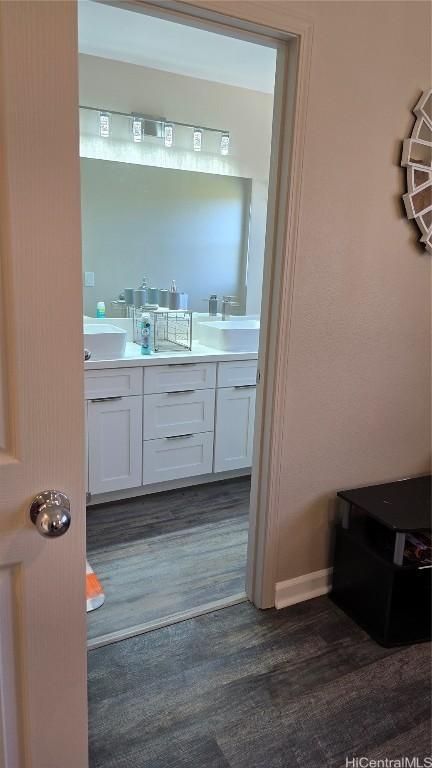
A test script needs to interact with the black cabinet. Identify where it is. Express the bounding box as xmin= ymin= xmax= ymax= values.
xmin=330 ymin=475 xmax=431 ymax=646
